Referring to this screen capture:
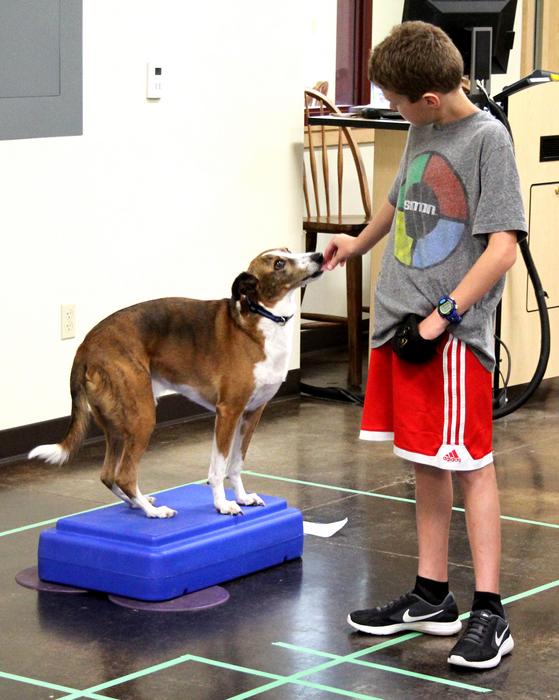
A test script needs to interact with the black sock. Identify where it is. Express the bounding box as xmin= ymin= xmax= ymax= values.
xmin=472 ymin=591 xmax=505 ymax=618
xmin=413 ymin=575 xmax=449 ymax=605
